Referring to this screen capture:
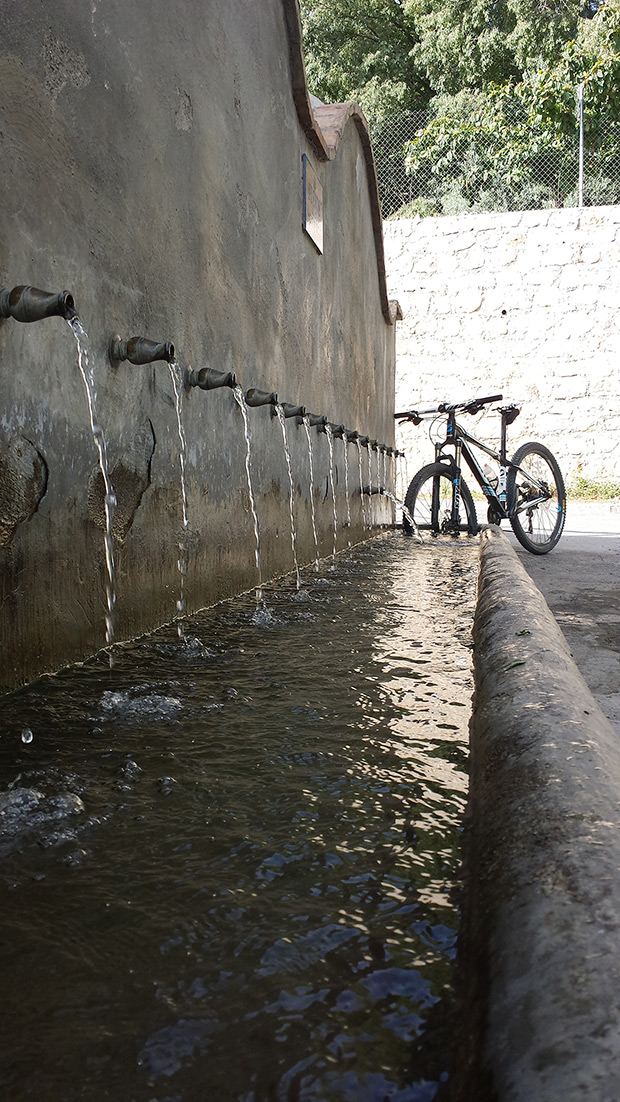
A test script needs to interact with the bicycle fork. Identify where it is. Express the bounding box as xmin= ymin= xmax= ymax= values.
xmin=434 ymin=439 xmax=463 ymax=534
